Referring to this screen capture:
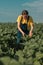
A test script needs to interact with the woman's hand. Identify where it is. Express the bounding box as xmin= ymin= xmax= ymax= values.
xmin=22 ymin=32 xmax=25 ymax=37
xmin=29 ymin=31 xmax=33 ymax=38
